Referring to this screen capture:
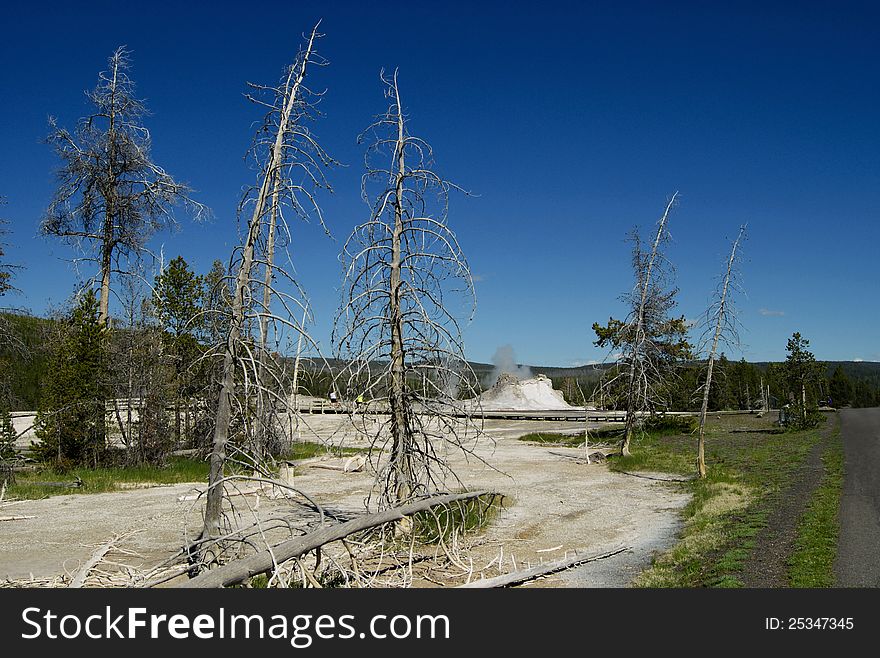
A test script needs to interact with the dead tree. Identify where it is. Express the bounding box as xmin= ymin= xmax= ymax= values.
xmin=180 ymin=491 xmax=489 ymax=588
xmin=202 ymin=23 xmax=333 ymax=553
xmin=0 ymin=199 xmax=17 ymax=299
xmin=1 ymin=204 xmax=26 ymax=408
xmin=696 ymin=226 xmax=746 ymax=477
xmin=333 ymin=70 xmax=480 ymax=510
xmin=593 ymin=193 xmax=692 ymax=456
xmin=41 ymin=47 xmax=206 ymax=326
